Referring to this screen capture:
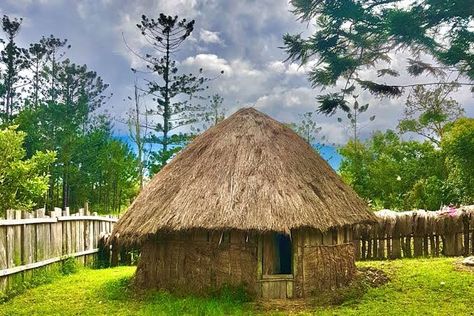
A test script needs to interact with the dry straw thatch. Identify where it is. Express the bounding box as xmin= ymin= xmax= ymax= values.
xmin=113 ymin=108 xmax=376 ymax=244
